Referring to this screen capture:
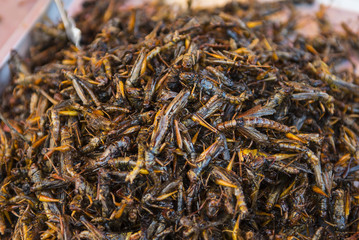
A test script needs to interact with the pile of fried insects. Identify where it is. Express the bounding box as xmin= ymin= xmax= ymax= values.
xmin=1 ymin=0 xmax=359 ymax=239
